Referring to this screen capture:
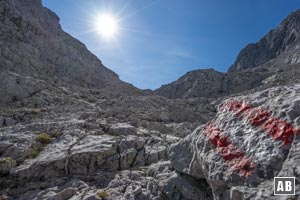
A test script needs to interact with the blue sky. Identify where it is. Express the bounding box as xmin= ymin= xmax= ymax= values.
xmin=42 ymin=0 xmax=299 ymax=90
